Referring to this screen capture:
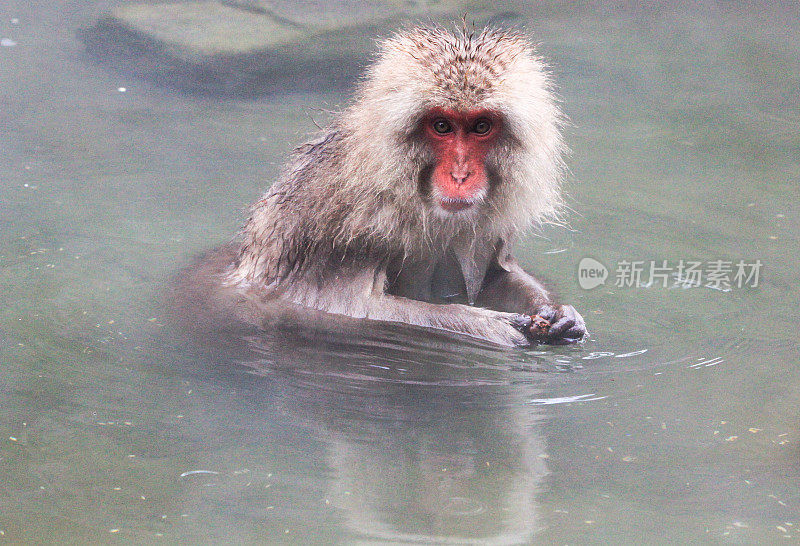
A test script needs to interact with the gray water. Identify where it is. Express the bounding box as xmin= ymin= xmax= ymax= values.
xmin=1 ymin=0 xmax=799 ymax=543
